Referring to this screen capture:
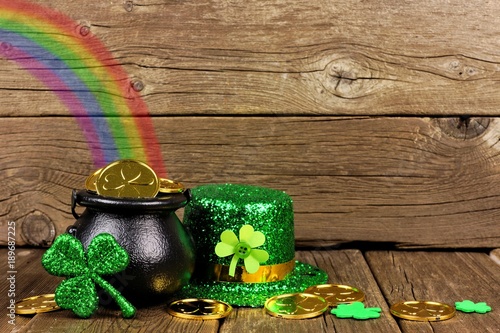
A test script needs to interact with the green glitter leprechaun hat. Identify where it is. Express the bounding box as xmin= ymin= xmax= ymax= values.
xmin=178 ymin=183 xmax=328 ymax=307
